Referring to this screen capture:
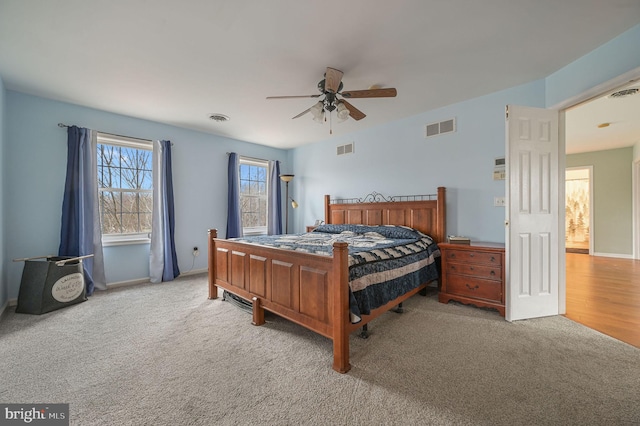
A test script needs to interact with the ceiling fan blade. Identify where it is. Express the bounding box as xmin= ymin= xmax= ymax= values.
xmin=341 ymin=100 xmax=366 ymax=121
xmin=325 ymin=67 xmax=344 ymax=94
xmin=341 ymin=88 xmax=397 ymax=98
xmin=292 ymin=108 xmax=312 ymax=119
xmin=267 ymin=94 xmax=321 ymax=99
